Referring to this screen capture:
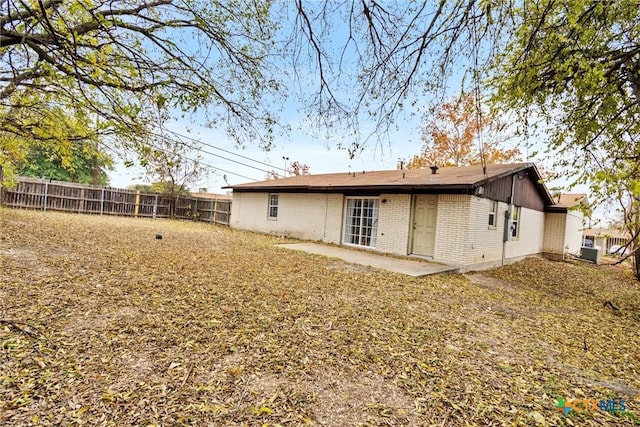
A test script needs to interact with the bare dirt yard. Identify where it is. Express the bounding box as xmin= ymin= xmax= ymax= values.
xmin=1 ymin=209 xmax=639 ymax=426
